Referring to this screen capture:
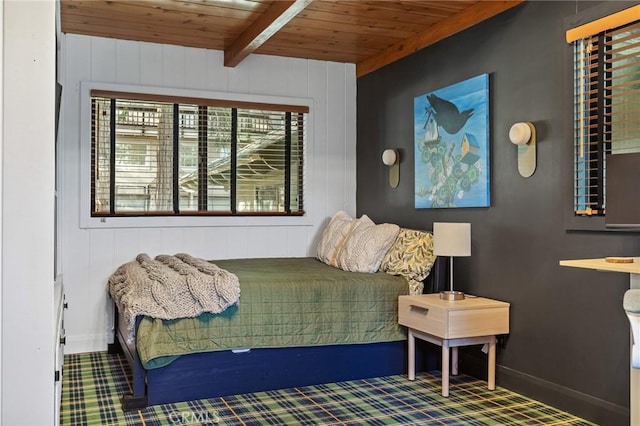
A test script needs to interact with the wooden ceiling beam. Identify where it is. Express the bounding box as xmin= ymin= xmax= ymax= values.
xmin=355 ymin=0 xmax=524 ymax=78
xmin=224 ymin=0 xmax=314 ymax=68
